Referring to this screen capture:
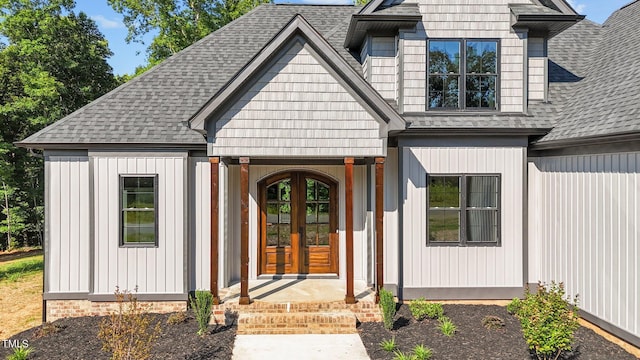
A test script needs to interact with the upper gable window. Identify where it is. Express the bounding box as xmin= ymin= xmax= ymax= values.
xmin=427 ymin=40 xmax=499 ymax=110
